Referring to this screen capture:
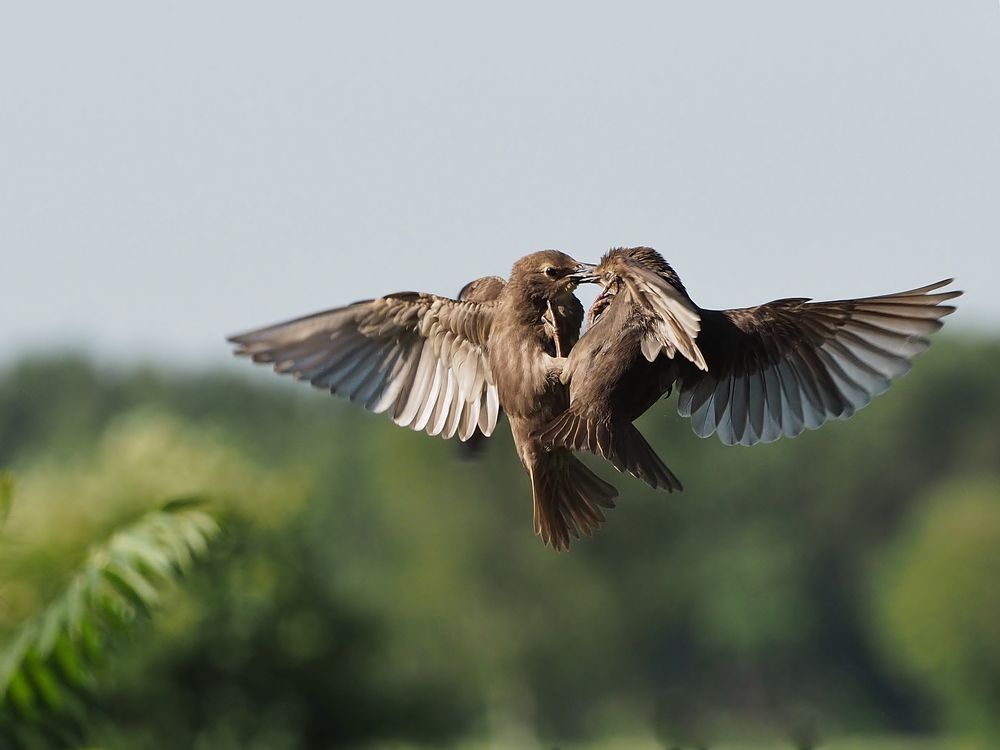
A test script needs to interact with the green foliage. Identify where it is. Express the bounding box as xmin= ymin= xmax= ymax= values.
xmin=0 ymin=496 xmax=218 ymax=747
xmin=873 ymin=478 xmax=1000 ymax=736
xmin=0 ymin=338 xmax=997 ymax=748
xmin=0 ymin=472 xmax=12 ymax=535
